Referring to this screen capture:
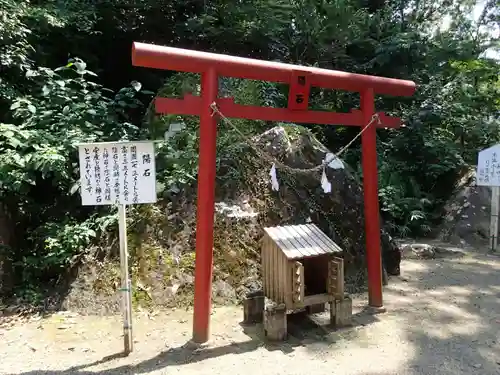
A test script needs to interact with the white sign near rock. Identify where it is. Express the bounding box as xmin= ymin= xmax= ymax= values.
xmin=476 ymin=144 xmax=500 ymax=252
xmin=78 ymin=141 xmax=156 ymax=206
xmin=476 ymin=144 xmax=500 ymax=186
xmin=77 ymin=140 xmax=157 ymax=354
